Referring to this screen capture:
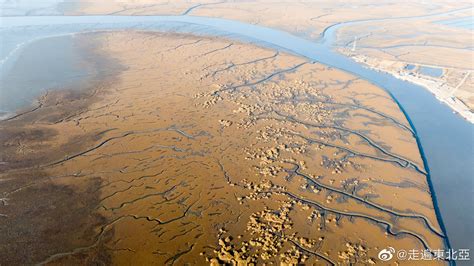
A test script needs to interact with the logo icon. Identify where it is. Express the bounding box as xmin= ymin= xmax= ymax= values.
xmin=378 ymin=247 xmax=395 ymax=261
